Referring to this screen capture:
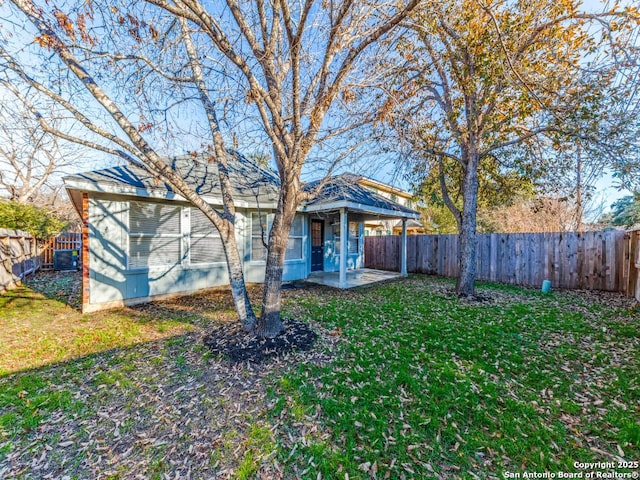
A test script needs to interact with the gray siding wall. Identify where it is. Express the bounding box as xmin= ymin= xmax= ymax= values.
xmin=88 ymin=197 xmax=128 ymax=304
xmin=87 ymin=194 xmax=310 ymax=309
